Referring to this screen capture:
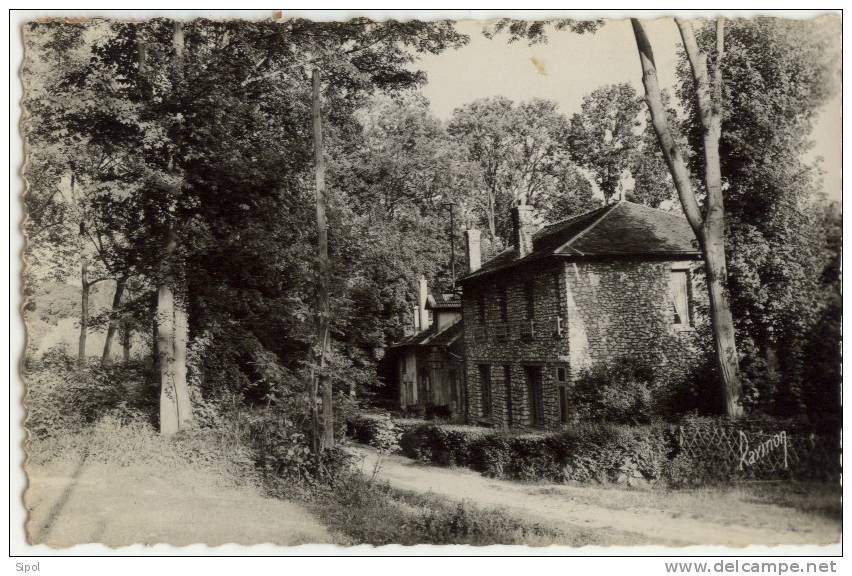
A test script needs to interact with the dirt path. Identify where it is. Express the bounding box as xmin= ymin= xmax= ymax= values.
xmin=353 ymin=445 xmax=840 ymax=547
xmin=25 ymin=459 xmax=332 ymax=548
